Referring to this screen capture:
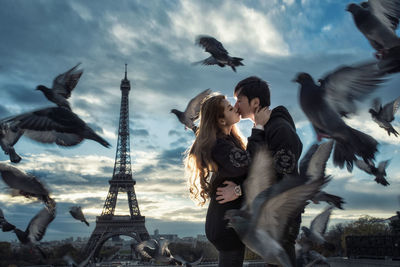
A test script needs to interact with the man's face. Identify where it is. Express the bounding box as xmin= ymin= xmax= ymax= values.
xmin=234 ymin=93 xmax=252 ymax=119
